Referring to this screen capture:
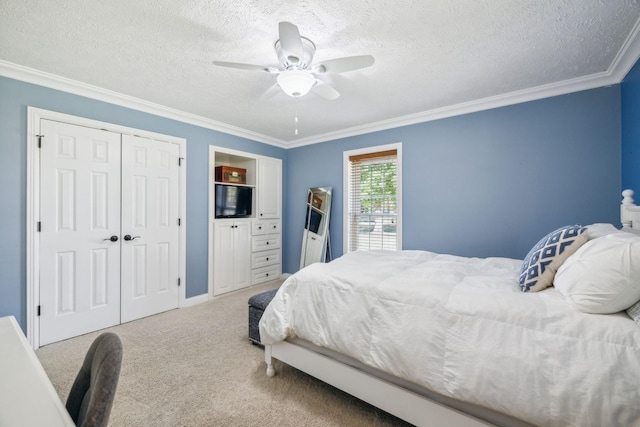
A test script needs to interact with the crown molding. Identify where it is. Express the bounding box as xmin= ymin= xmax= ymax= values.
xmin=286 ymin=70 xmax=618 ymax=148
xmin=2 ymin=15 xmax=639 ymax=150
xmin=287 ymin=18 xmax=640 ymax=148
xmin=609 ymin=16 xmax=640 ymax=82
xmin=0 ymin=60 xmax=288 ymax=149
